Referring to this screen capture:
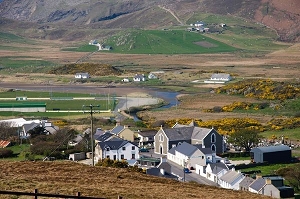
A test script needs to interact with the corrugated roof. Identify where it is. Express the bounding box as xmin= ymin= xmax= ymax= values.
xmin=251 ymin=145 xmax=291 ymax=153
